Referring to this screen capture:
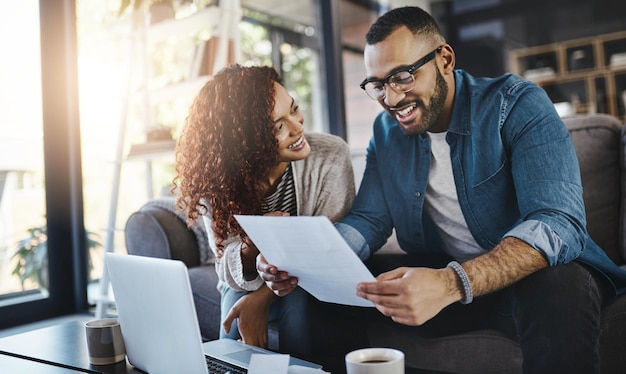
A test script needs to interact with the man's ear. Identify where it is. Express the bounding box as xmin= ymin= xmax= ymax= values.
xmin=441 ymin=44 xmax=455 ymax=72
